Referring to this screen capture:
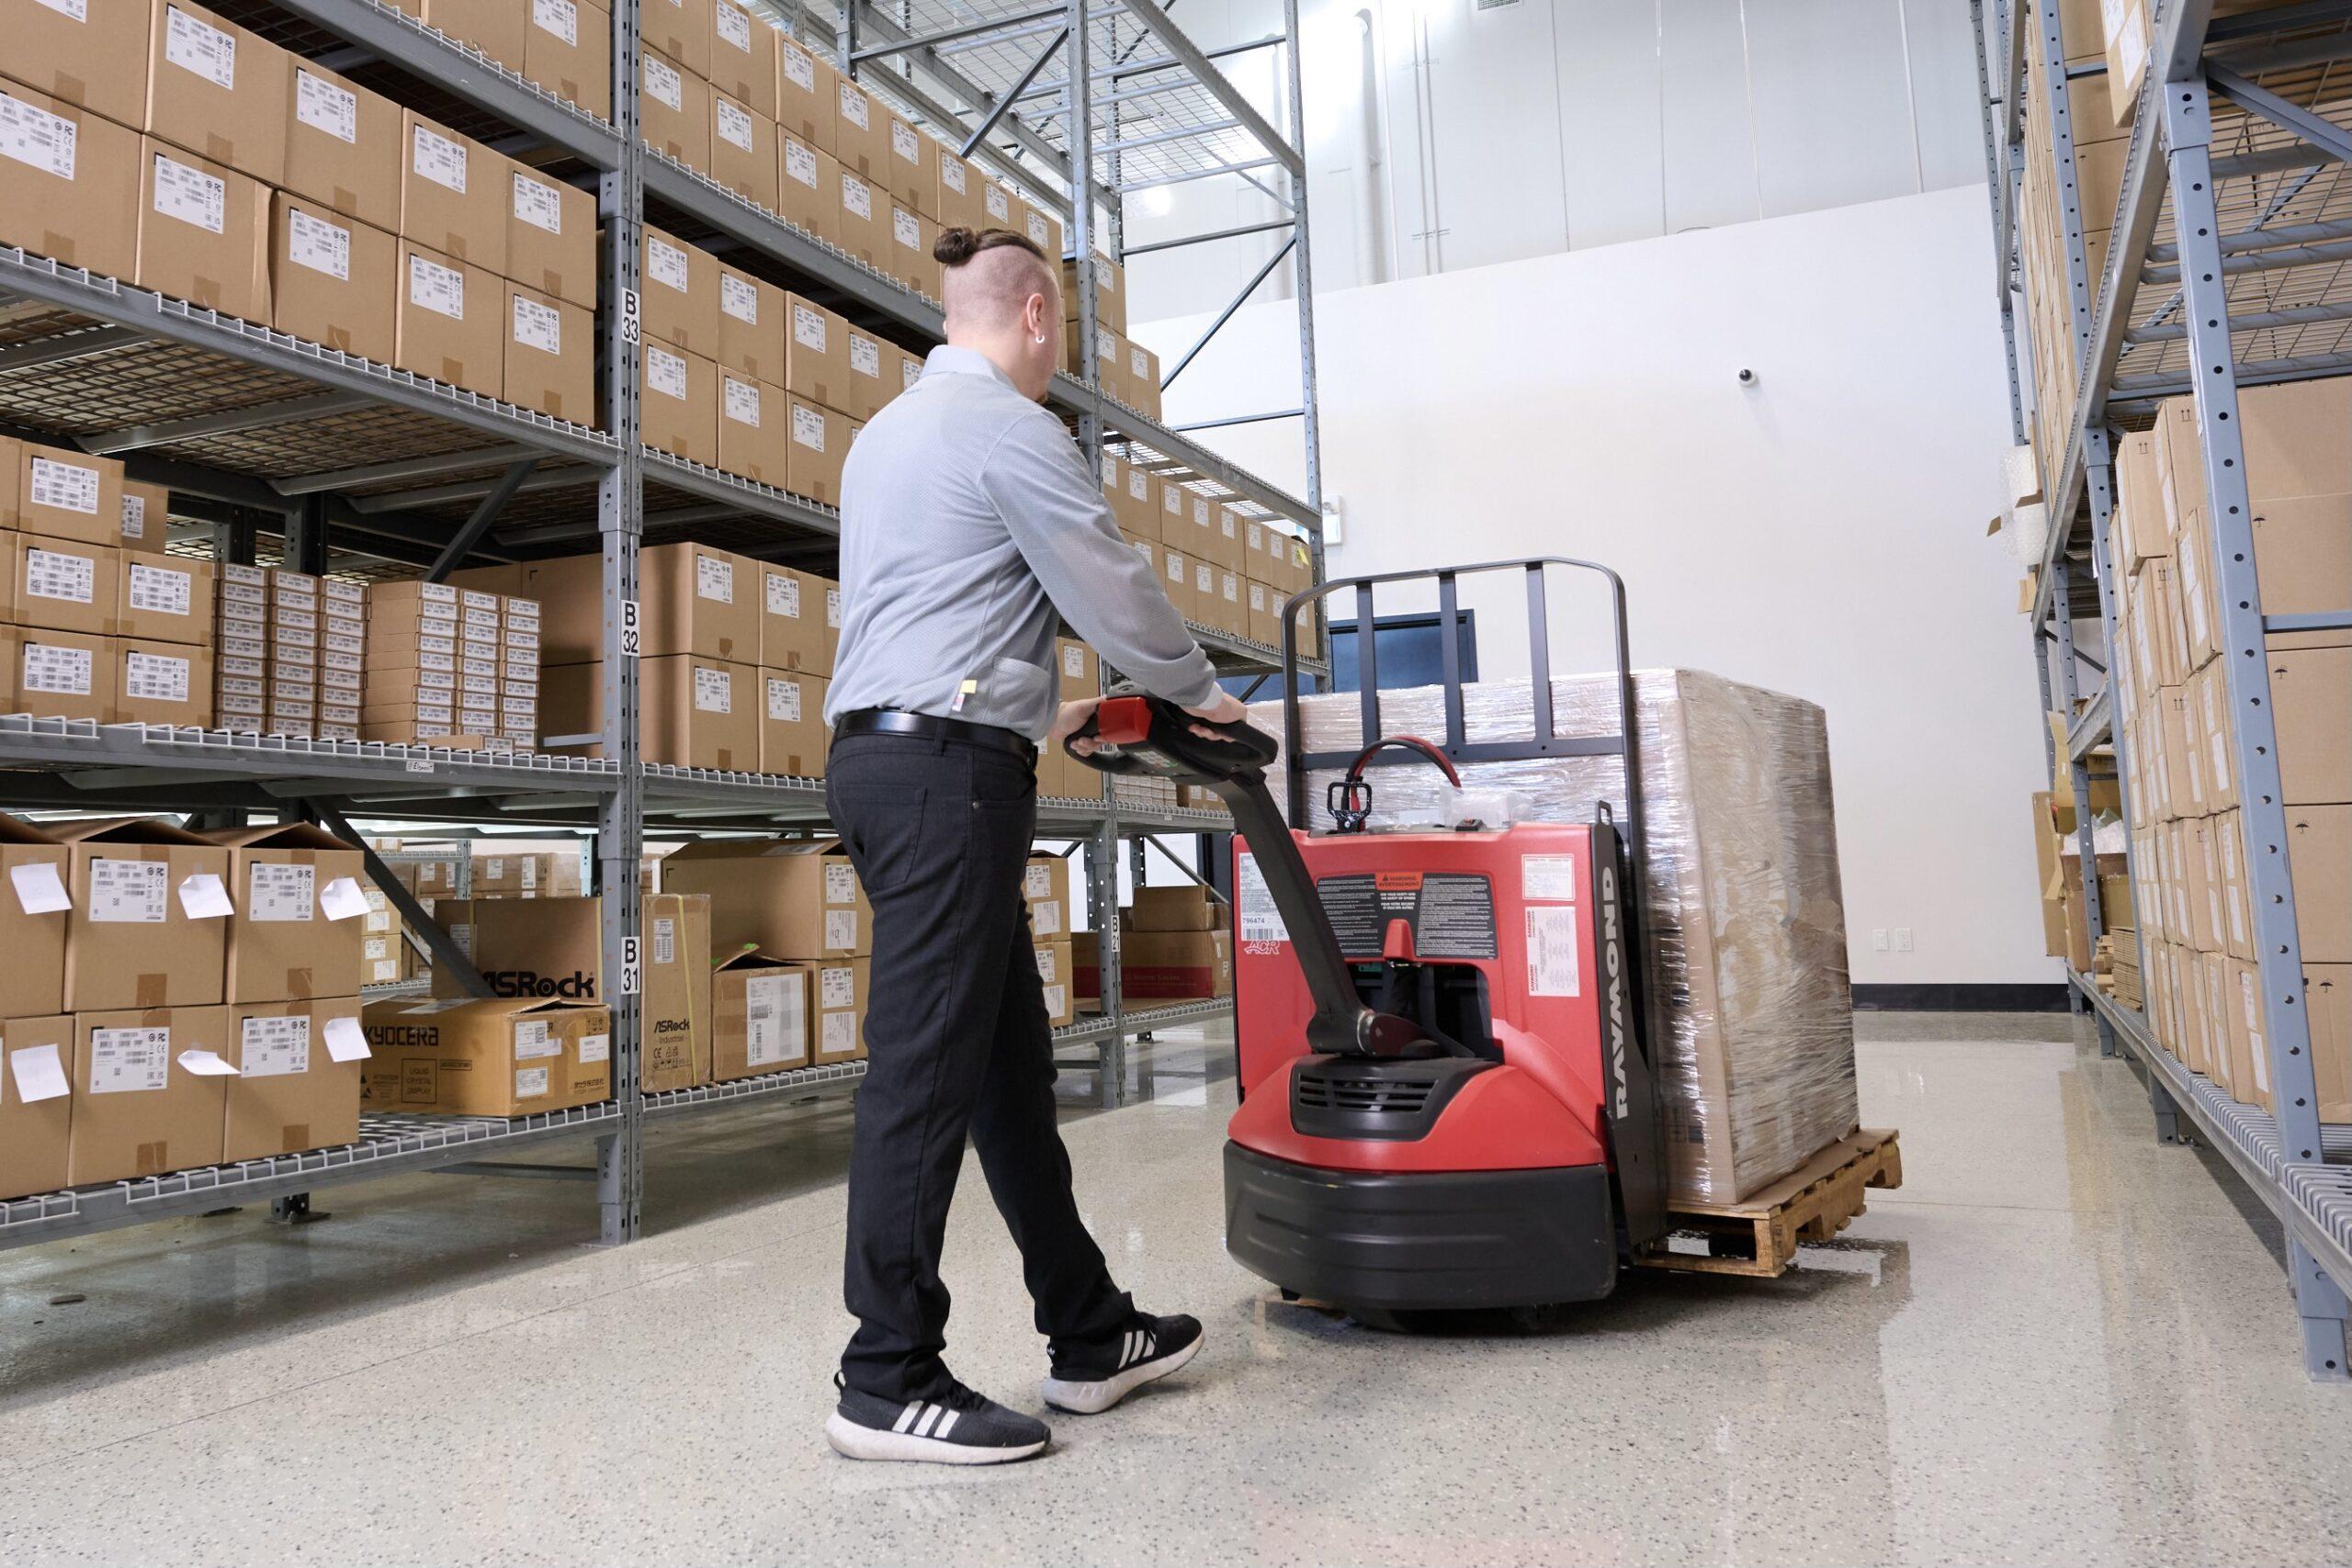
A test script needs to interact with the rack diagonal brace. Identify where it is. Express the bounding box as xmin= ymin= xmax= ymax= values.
xmin=962 ymin=27 xmax=1068 ymax=158
xmin=313 ymin=800 xmax=497 ymax=999
xmin=2210 ymin=63 xmax=2352 ymax=164
xmin=426 ymin=460 xmax=538 ymax=581
xmin=1112 ymin=0 xmax=1300 ymax=175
